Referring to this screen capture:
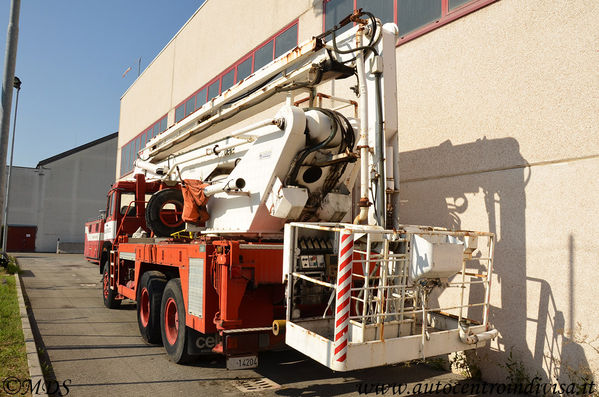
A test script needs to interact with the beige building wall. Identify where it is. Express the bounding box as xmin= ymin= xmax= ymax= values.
xmin=117 ymin=0 xmax=318 ymax=177
xmin=117 ymin=0 xmax=598 ymax=384
xmin=395 ymin=0 xmax=599 ymax=383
